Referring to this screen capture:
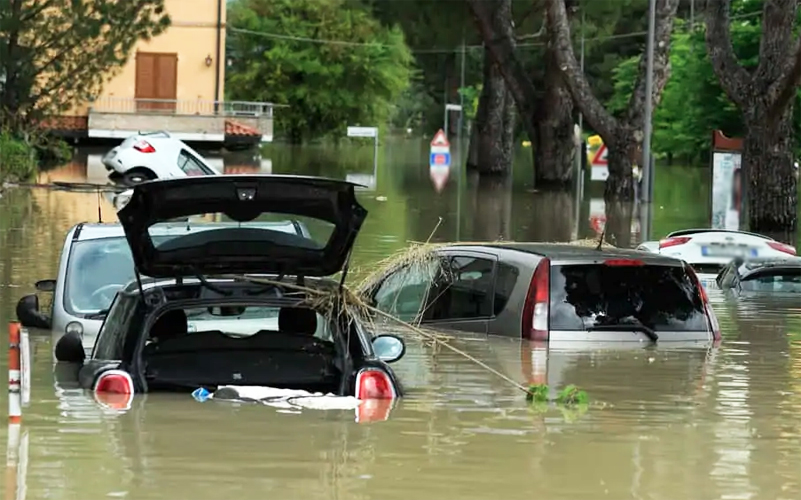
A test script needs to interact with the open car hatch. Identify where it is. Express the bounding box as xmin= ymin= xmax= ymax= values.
xmin=117 ymin=175 xmax=367 ymax=277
